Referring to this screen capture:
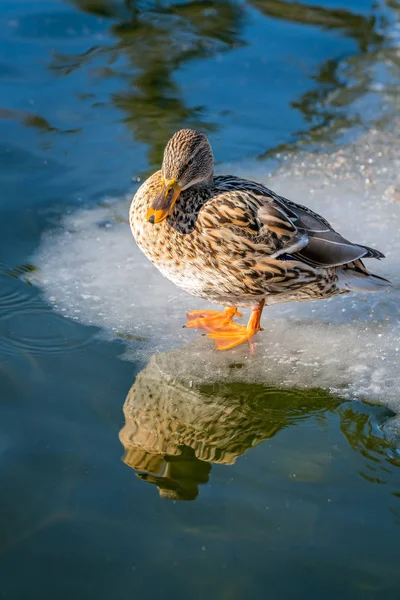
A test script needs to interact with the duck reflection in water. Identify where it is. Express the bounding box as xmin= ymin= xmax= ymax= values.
xmin=119 ymin=344 xmax=399 ymax=502
xmin=118 ymin=356 xmax=333 ymax=502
